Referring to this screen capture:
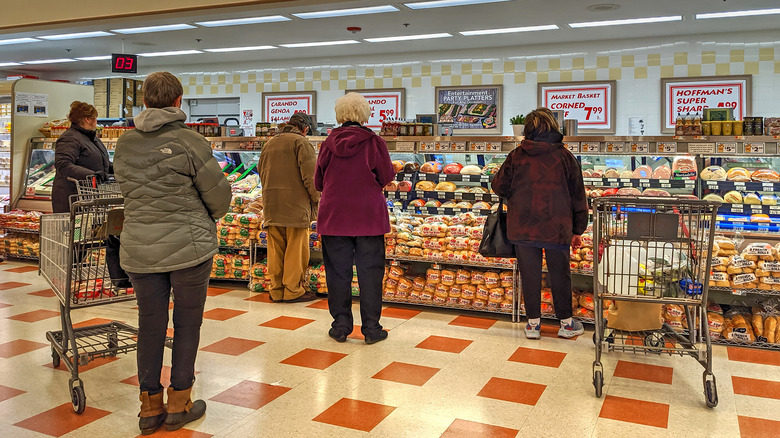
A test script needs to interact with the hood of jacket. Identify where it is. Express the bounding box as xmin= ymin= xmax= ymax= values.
xmin=134 ymin=107 xmax=187 ymax=132
xmin=327 ymin=124 xmax=376 ymax=157
xmin=520 ymin=131 xmax=565 ymax=156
